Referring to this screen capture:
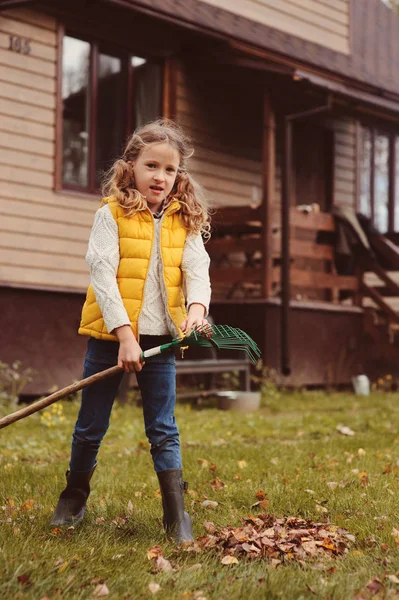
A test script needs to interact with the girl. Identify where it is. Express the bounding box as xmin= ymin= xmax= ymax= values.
xmin=51 ymin=119 xmax=211 ymax=544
